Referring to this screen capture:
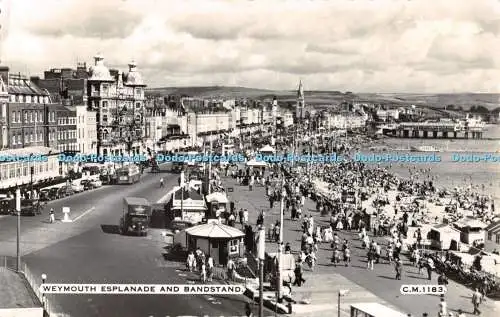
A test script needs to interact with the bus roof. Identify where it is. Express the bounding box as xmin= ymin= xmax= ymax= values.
xmin=123 ymin=197 xmax=151 ymax=206
xmin=350 ymin=303 xmax=406 ymax=317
